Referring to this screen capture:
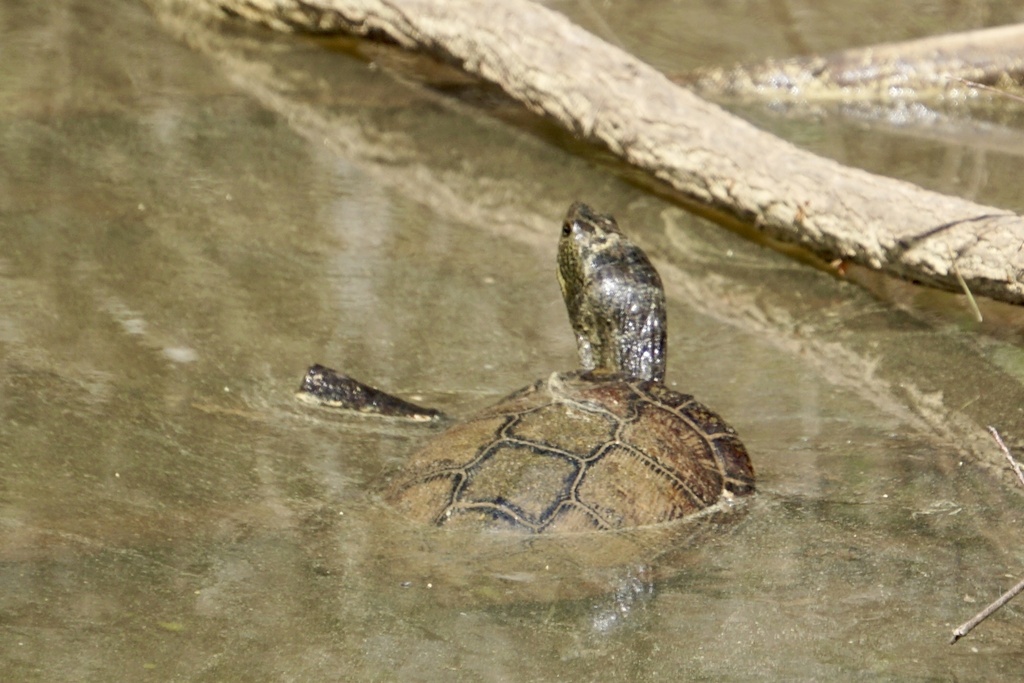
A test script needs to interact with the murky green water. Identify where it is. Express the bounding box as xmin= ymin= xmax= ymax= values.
xmin=4 ymin=0 xmax=1024 ymax=679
